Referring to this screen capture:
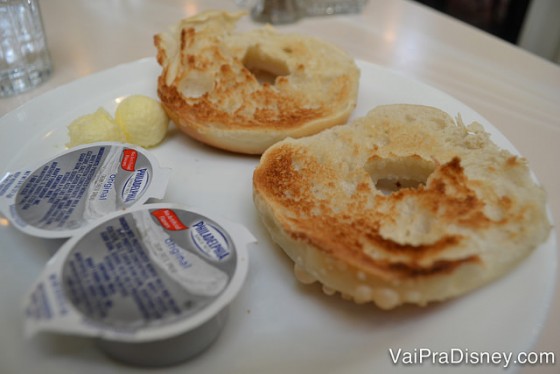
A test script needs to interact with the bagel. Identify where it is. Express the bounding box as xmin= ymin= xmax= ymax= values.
xmin=154 ymin=11 xmax=360 ymax=154
xmin=252 ymin=104 xmax=551 ymax=309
